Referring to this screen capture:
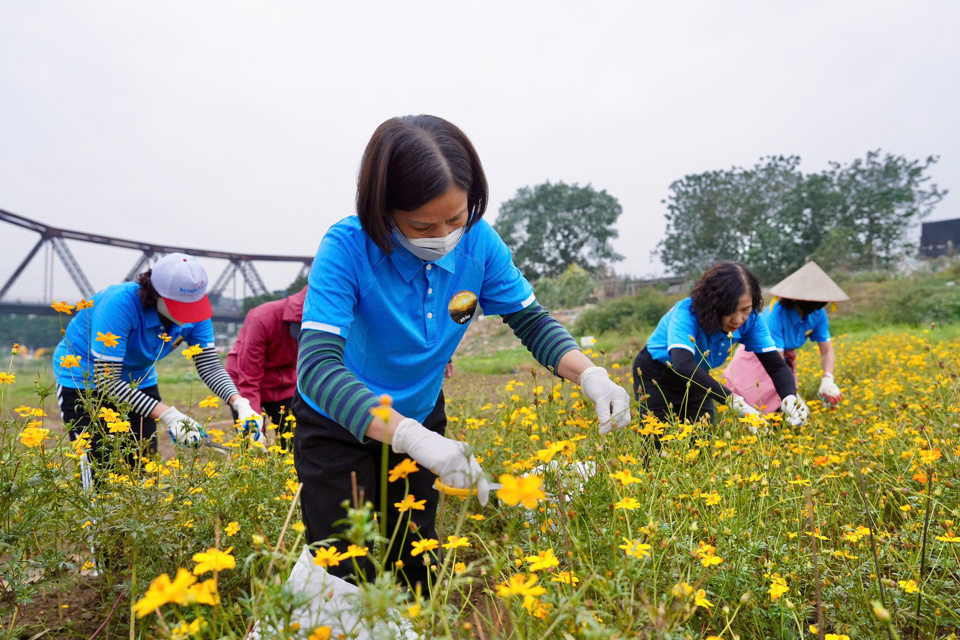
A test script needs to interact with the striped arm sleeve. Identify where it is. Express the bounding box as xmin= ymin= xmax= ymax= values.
xmin=502 ymin=304 xmax=580 ymax=375
xmin=297 ymin=329 xmax=380 ymax=441
xmin=194 ymin=347 xmax=240 ymax=402
xmin=93 ymin=360 xmax=161 ymax=417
